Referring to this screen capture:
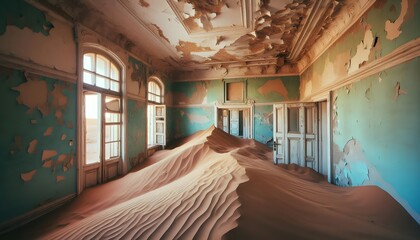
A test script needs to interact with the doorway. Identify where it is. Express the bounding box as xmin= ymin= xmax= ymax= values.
xmin=215 ymin=103 xmax=253 ymax=139
xmin=273 ymin=102 xmax=329 ymax=177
